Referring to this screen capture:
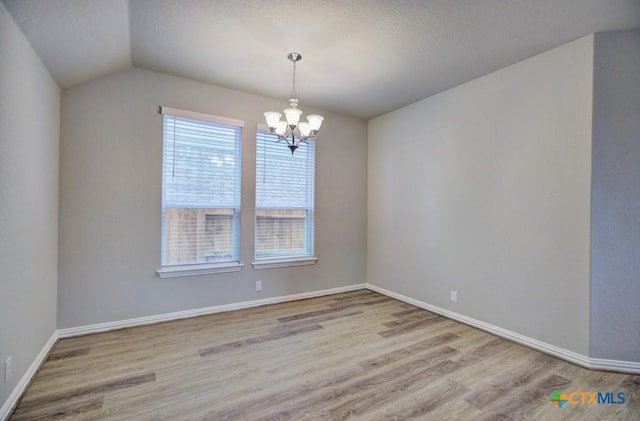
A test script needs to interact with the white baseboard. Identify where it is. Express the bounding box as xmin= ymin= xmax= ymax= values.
xmin=588 ymin=358 xmax=640 ymax=374
xmin=365 ymin=283 xmax=640 ymax=375
xmin=0 ymin=331 xmax=58 ymax=421
xmin=58 ymin=283 xmax=367 ymax=338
